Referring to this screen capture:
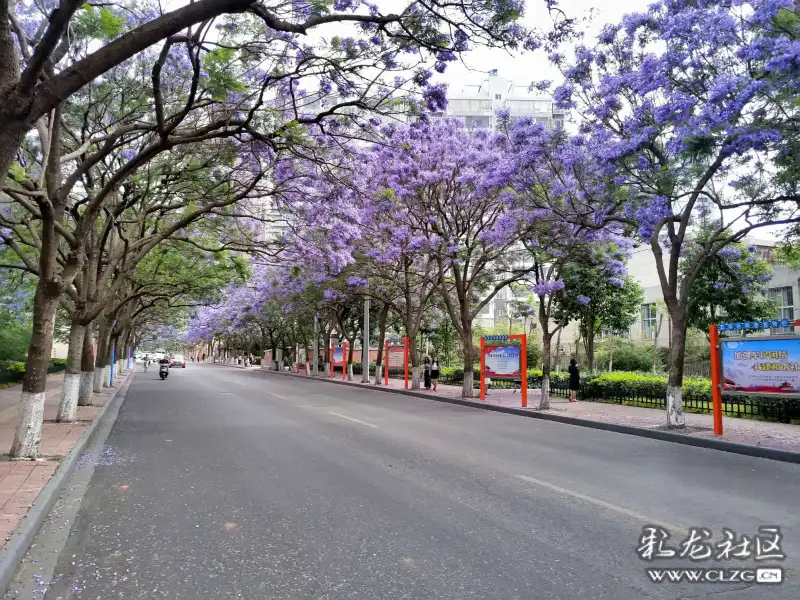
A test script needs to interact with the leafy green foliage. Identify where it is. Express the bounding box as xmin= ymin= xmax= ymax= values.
xmin=203 ymin=48 xmax=246 ymax=101
xmin=595 ymin=337 xmax=657 ymax=372
xmin=683 ymin=240 xmax=775 ymax=331
xmin=74 ymin=5 xmax=125 ymax=39
xmin=0 ymin=322 xmax=31 ymax=361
